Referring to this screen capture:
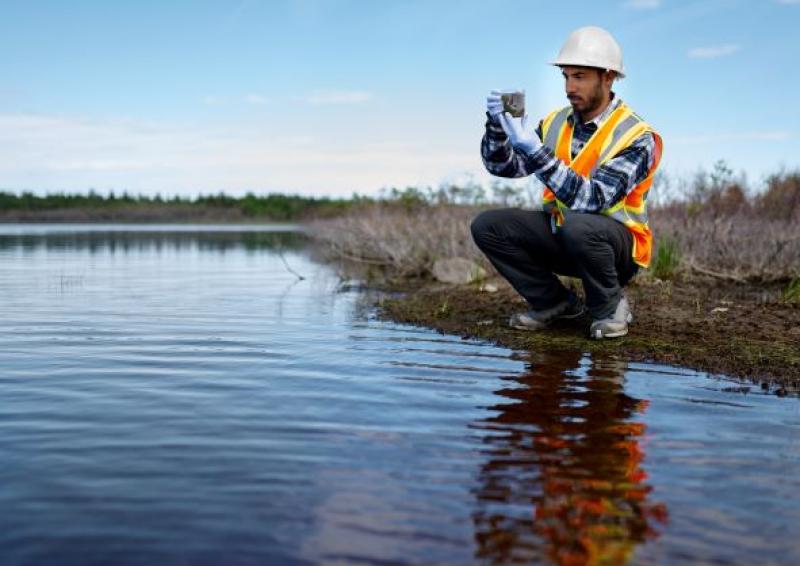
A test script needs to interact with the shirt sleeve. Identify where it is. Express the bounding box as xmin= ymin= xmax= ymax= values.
xmin=525 ymin=131 xmax=656 ymax=213
xmin=480 ymin=112 xmax=542 ymax=179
